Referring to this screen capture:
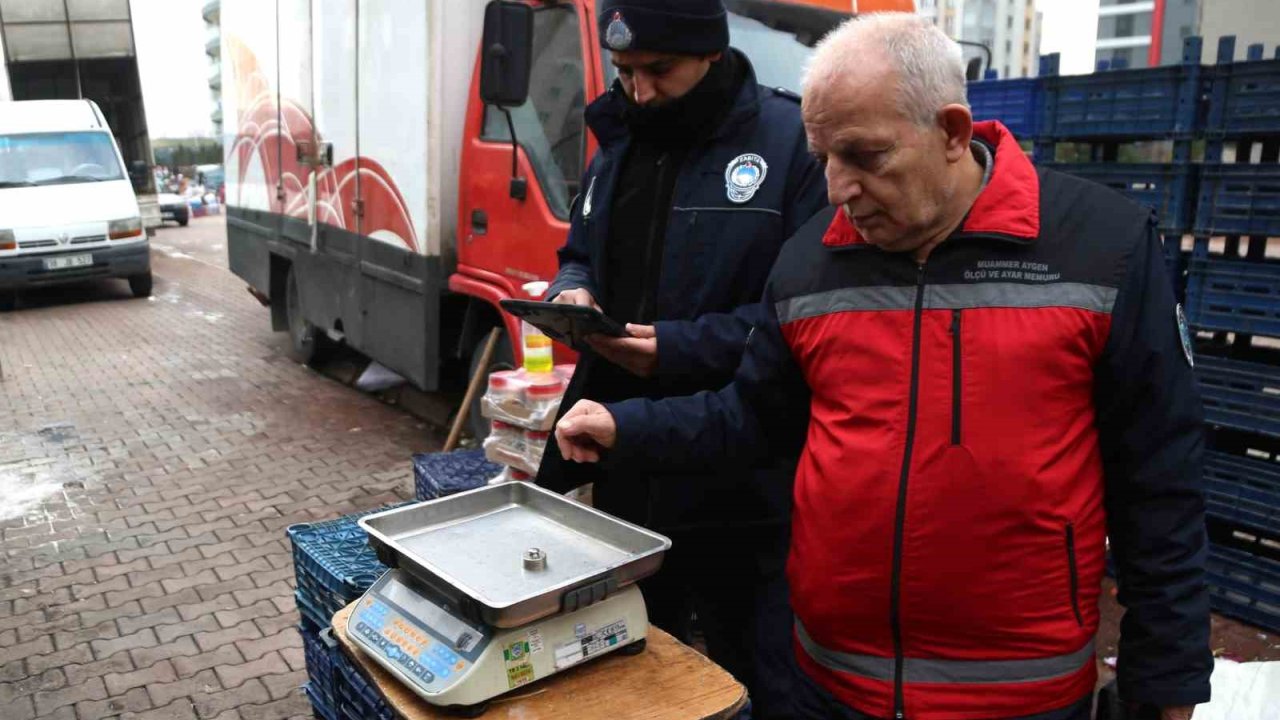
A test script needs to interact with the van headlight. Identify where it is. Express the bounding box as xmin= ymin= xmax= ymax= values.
xmin=109 ymin=217 xmax=143 ymax=240
xmin=0 ymin=229 xmax=14 ymax=250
